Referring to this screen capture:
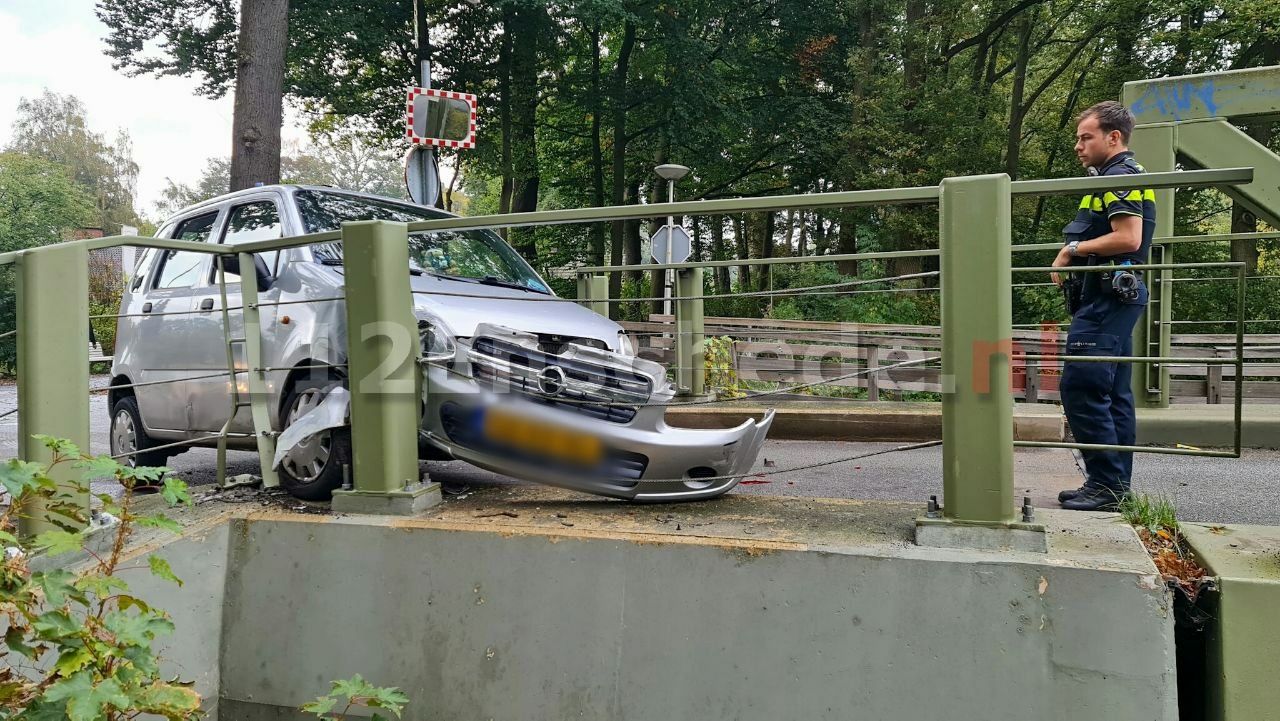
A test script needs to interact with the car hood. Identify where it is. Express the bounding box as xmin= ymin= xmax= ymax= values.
xmin=408 ymin=274 xmax=623 ymax=349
